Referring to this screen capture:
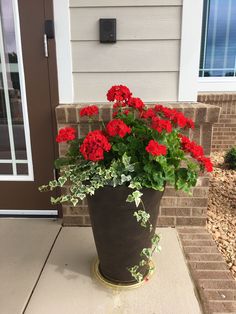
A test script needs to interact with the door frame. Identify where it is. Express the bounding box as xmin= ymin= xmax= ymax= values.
xmin=0 ymin=0 xmax=61 ymax=217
